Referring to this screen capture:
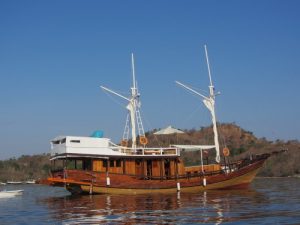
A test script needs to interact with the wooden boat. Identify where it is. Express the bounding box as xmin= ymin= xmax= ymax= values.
xmin=0 ymin=190 xmax=23 ymax=198
xmin=47 ymin=49 xmax=283 ymax=195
